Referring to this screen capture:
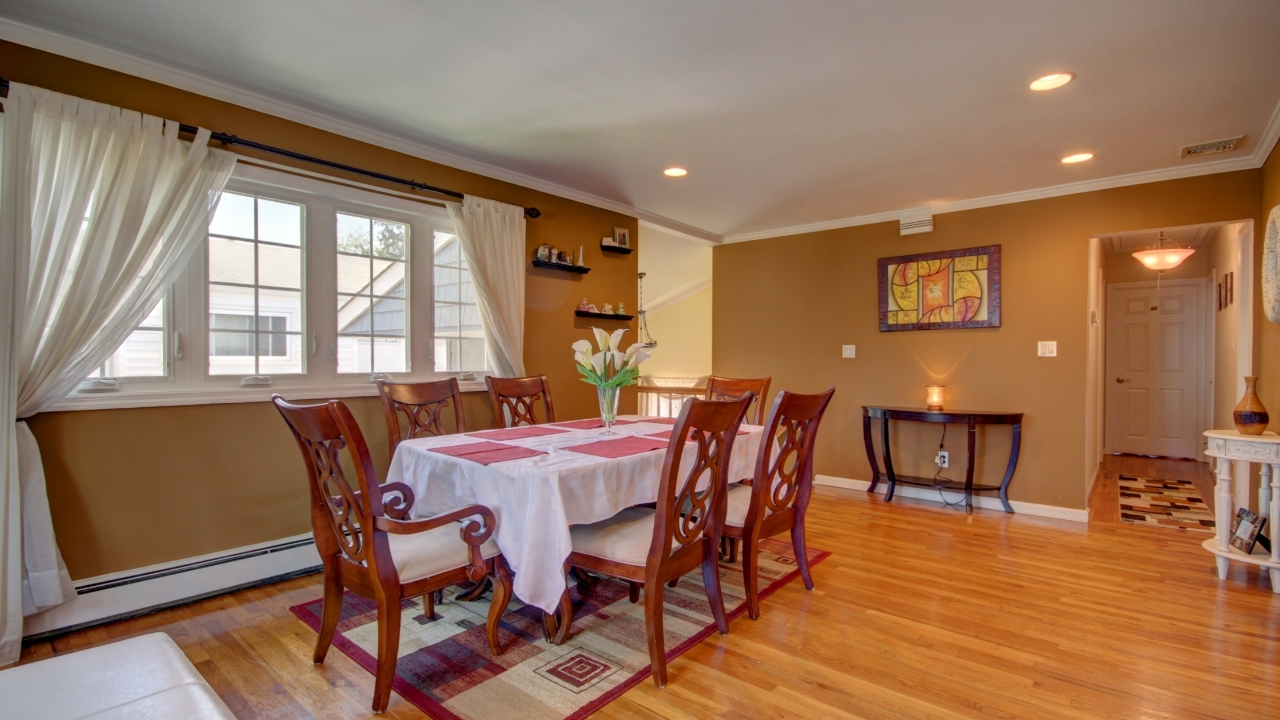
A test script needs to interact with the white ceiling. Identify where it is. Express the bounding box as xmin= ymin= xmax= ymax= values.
xmin=4 ymin=1 xmax=1280 ymax=242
